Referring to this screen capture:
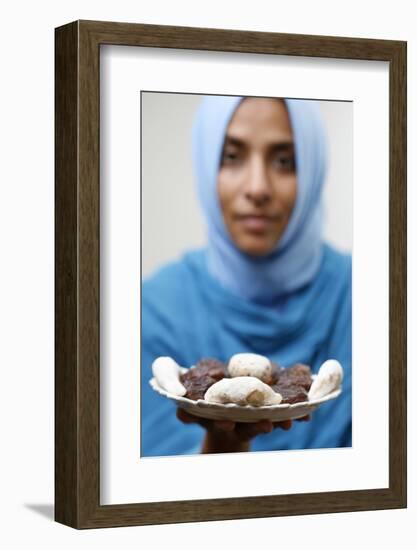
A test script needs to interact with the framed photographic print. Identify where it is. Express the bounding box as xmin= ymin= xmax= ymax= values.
xmin=55 ymin=20 xmax=406 ymax=529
